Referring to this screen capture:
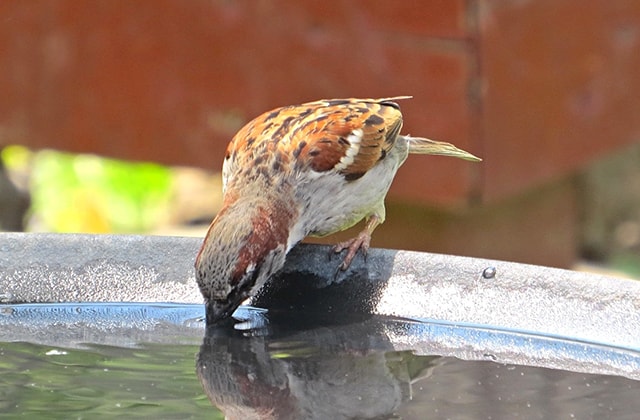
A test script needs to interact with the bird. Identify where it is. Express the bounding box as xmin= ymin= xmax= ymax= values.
xmin=195 ymin=96 xmax=481 ymax=324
